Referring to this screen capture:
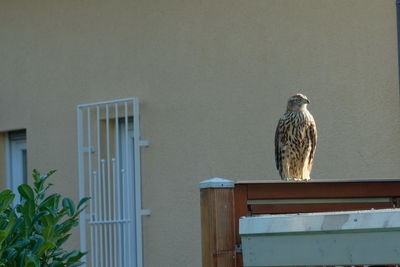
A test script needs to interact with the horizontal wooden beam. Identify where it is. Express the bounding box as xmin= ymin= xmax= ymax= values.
xmin=250 ymin=202 xmax=394 ymax=214
xmin=246 ymin=181 xmax=400 ymax=199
